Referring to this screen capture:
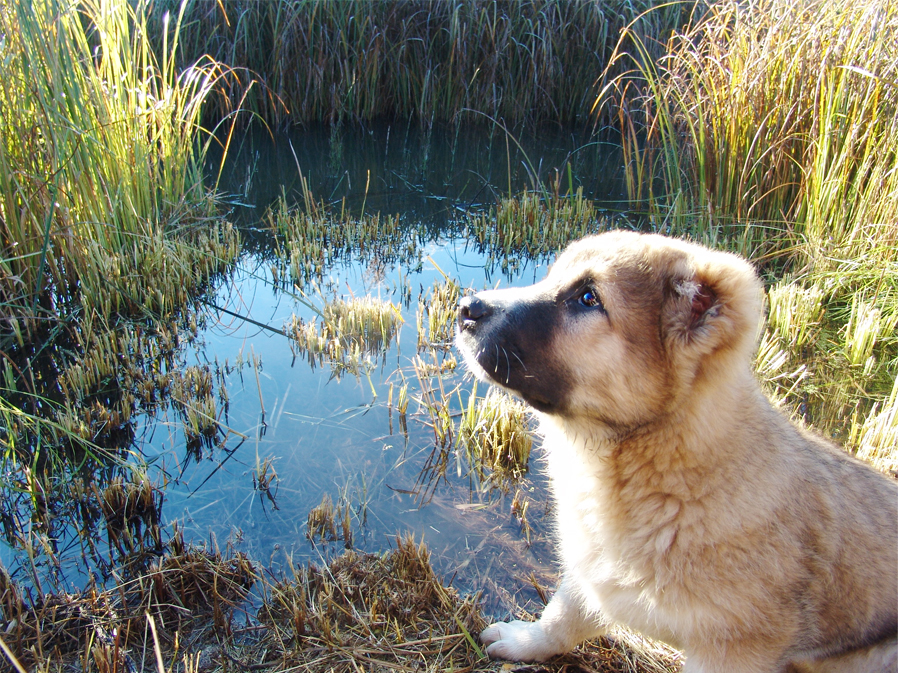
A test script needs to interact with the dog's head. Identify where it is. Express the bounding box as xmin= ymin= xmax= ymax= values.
xmin=455 ymin=231 xmax=763 ymax=432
